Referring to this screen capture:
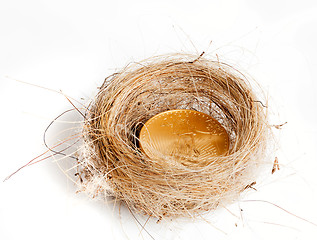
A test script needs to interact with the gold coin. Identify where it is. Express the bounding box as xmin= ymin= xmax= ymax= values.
xmin=139 ymin=109 xmax=229 ymax=163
